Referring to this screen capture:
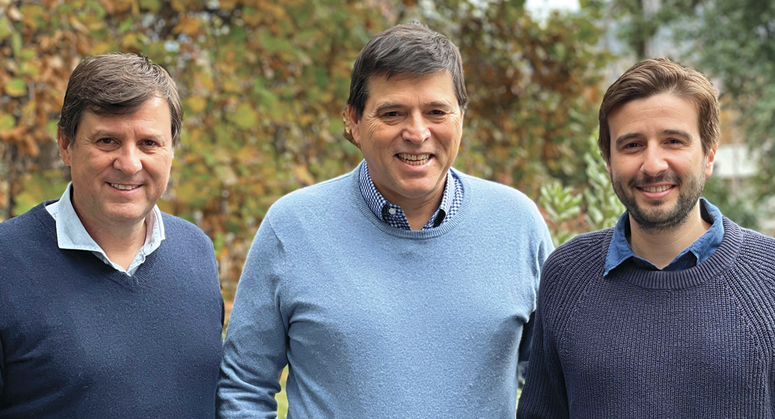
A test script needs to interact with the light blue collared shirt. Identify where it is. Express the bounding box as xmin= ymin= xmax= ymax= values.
xmin=45 ymin=183 xmax=166 ymax=276
xmin=603 ymin=198 xmax=724 ymax=277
